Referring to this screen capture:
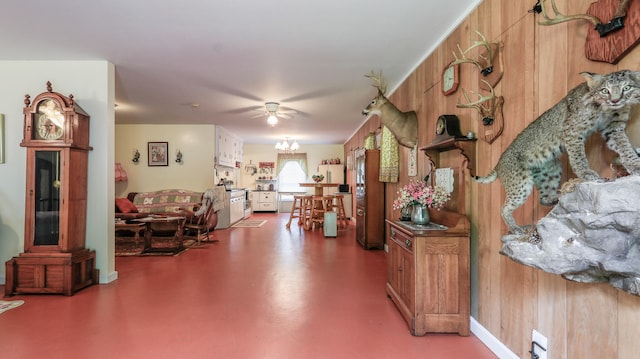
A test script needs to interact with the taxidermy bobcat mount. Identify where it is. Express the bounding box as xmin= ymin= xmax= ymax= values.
xmin=475 ymin=70 xmax=640 ymax=234
xmin=362 ymin=71 xmax=418 ymax=148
